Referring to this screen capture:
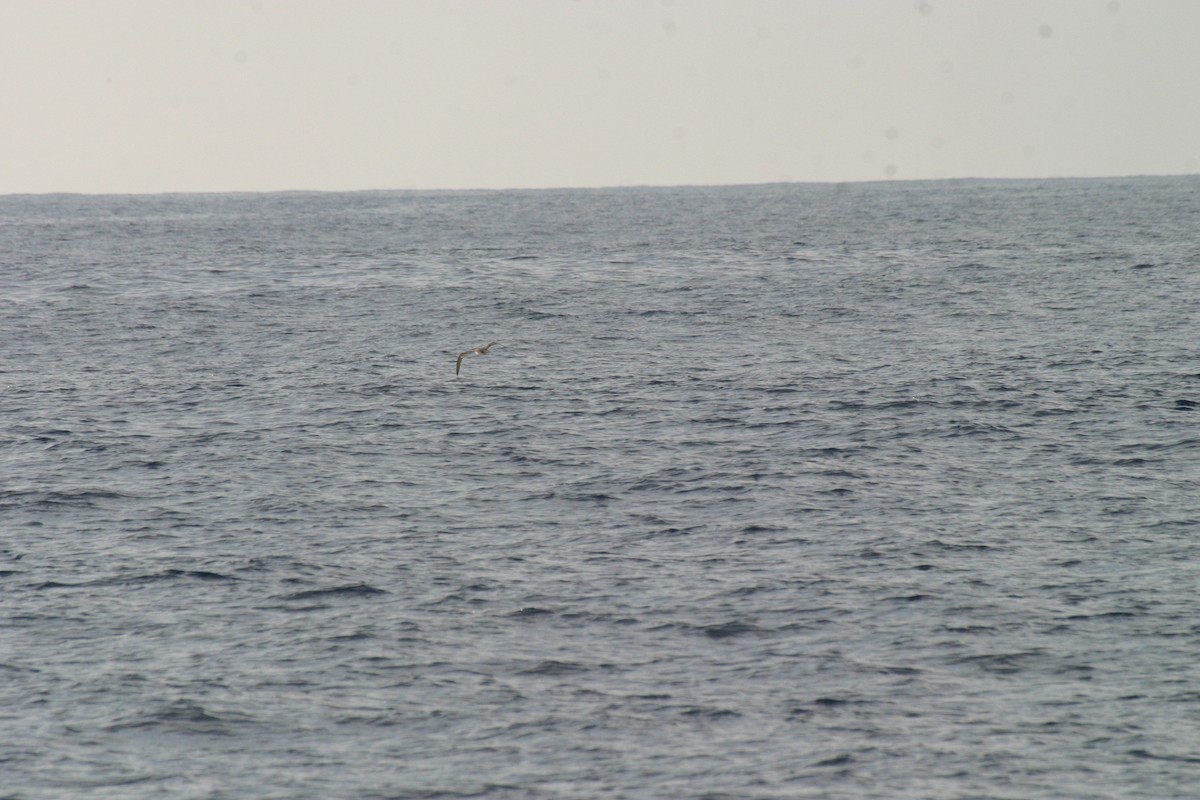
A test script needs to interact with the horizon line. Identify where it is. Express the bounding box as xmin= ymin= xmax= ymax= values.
xmin=3 ymin=170 xmax=1197 ymax=200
